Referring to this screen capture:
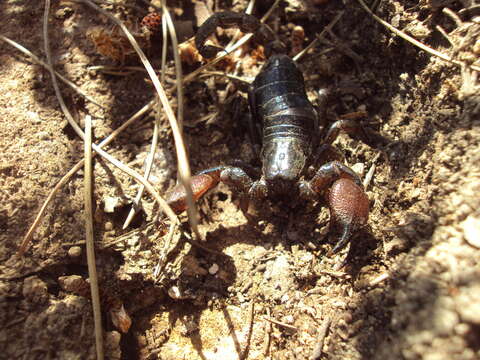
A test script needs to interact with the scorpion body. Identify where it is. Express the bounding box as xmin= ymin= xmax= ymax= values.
xmin=251 ymin=54 xmax=317 ymax=195
xmin=166 ymin=12 xmax=371 ymax=254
